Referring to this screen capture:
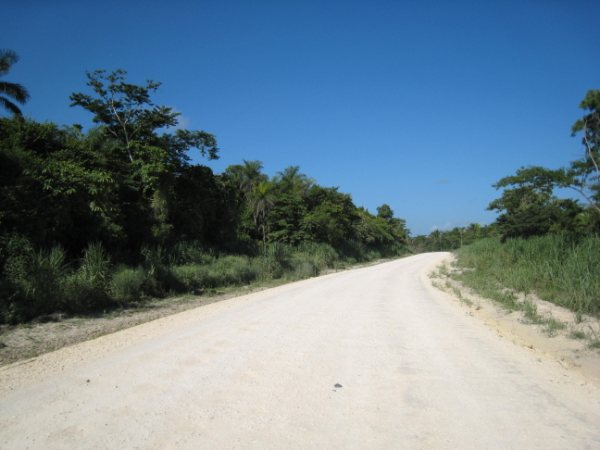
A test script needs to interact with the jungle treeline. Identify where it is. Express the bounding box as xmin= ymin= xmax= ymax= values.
xmin=0 ymin=68 xmax=409 ymax=323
